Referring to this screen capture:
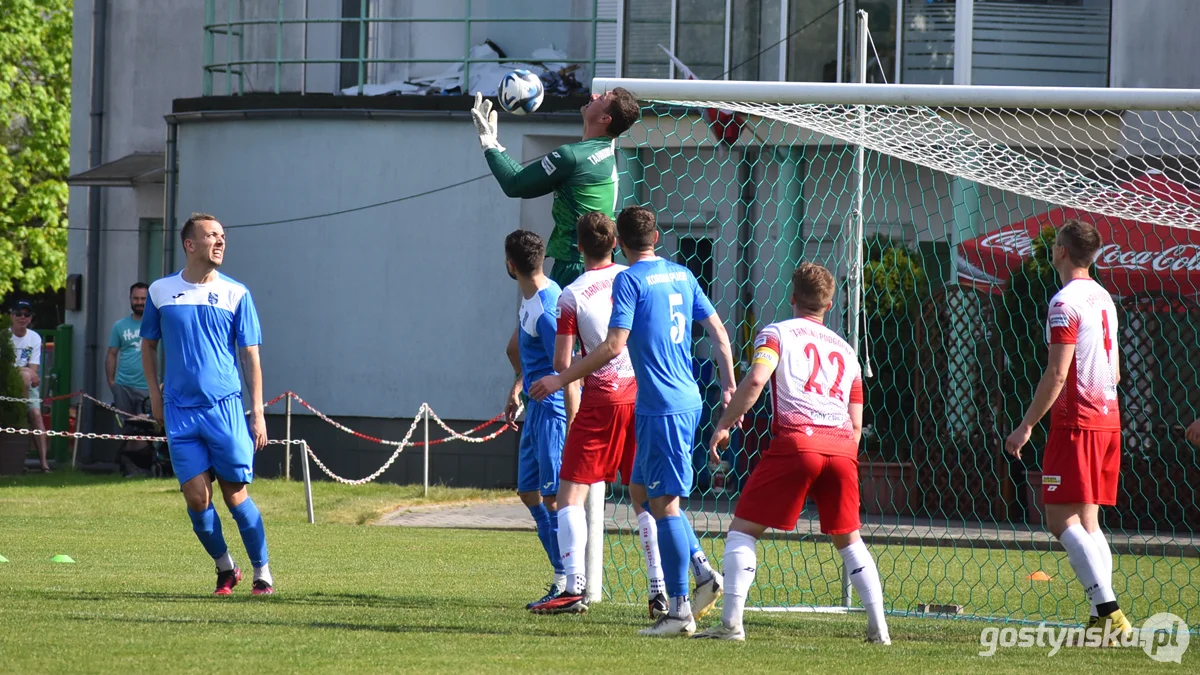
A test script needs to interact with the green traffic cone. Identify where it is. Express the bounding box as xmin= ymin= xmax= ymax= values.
xmin=50 ymin=554 xmax=75 ymax=563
